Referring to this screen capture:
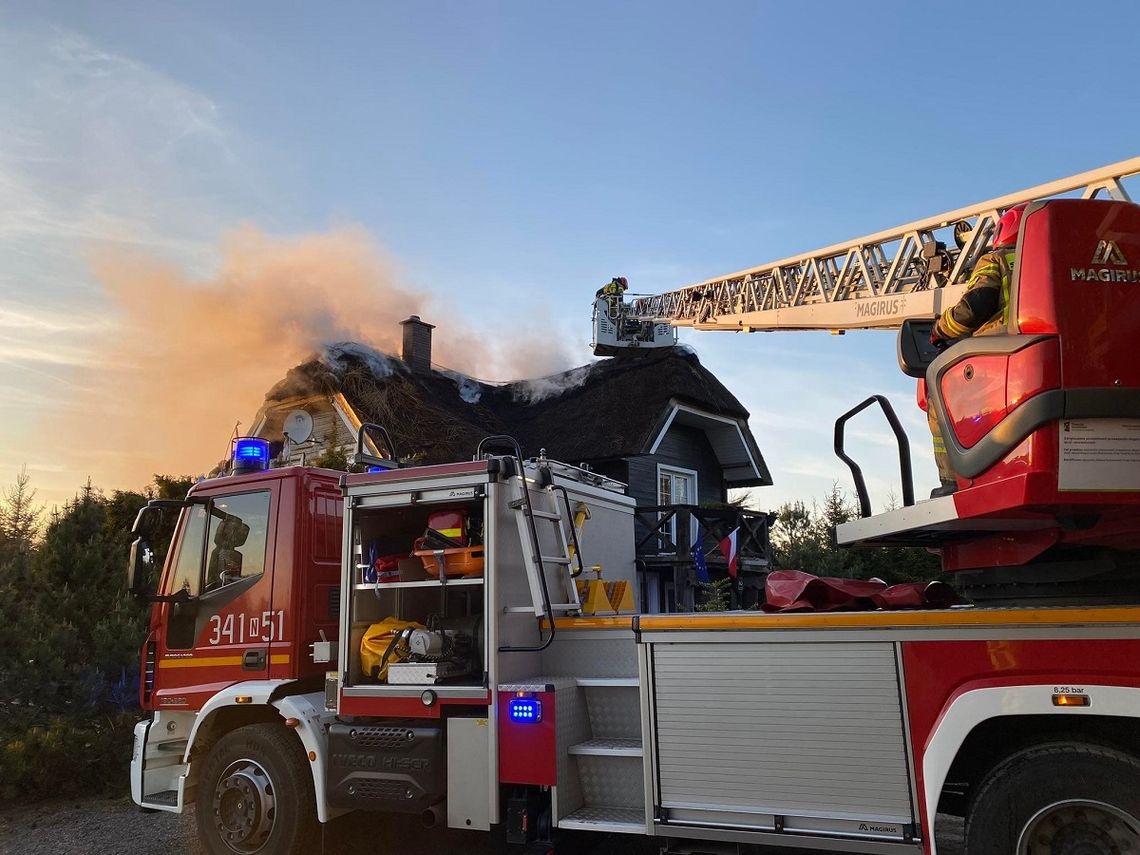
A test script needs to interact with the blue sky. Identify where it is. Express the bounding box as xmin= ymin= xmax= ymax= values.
xmin=3 ymin=0 xmax=1140 ymax=508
